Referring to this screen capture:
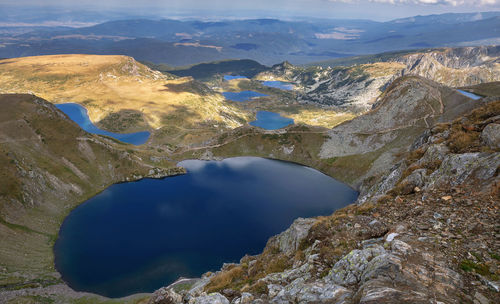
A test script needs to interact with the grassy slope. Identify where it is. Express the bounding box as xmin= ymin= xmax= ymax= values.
xmin=145 ymin=59 xmax=269 ymax=80
xmin=0 ymin=55 xmax=250 ymax=146
xmin=219 ymin=77 xmax=357 ymax=129
xmin=0 ymin=94 xmax=180 ymax=303
xmin=177 ymin=77 xmax=486 ymax=189
xmin=462 ymin=81 xmax=500 ymax=97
